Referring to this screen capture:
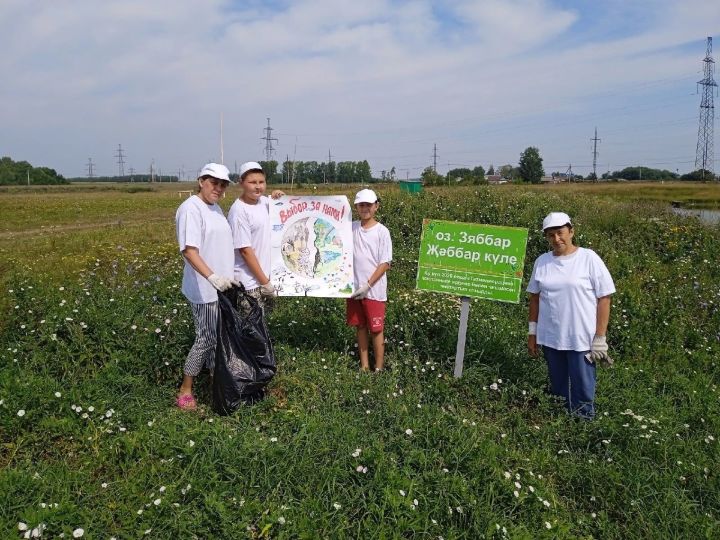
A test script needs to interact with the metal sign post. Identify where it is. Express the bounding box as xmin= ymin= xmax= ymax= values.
xmin=416 ymin=219 xmax=529 ymax=378
xmin=454 ymin=296 xmax=471 ymax=378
